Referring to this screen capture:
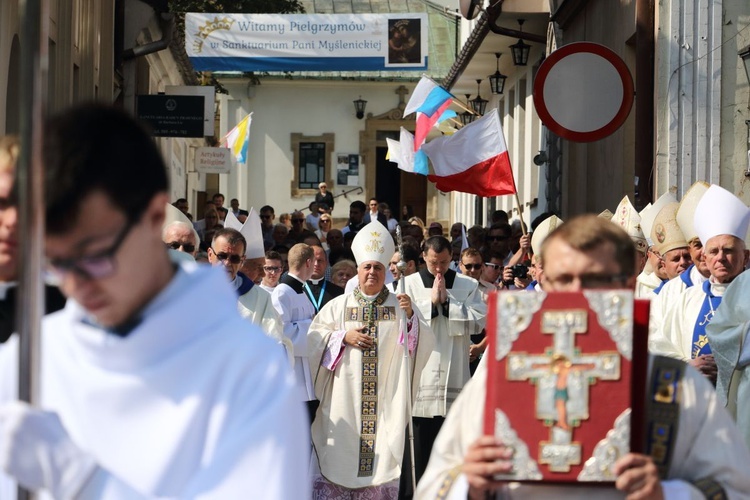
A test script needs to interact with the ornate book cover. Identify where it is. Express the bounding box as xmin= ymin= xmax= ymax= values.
xmin=483 ymin=290 xmax=649 ymax=483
